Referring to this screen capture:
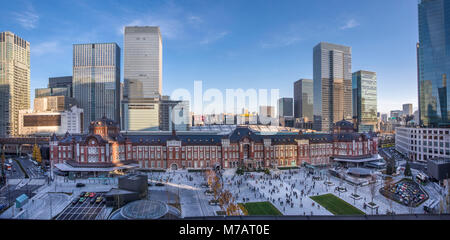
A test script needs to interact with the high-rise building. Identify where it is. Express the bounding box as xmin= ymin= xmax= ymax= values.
xmin=313 ymin=42 xmax=352 ymax=132
xmin=278 ymin=97 xmax=293 ymax=117
xmin=124 ymin=26 xmax=162 ymax=98
xmin=418 ymin=0 xmax=450 ymax=128
xmin=73 ymin=43 xmax=120 ymax=132
xmin=259 ymin=106 xmax=276 ymax=118
xmin=160 ymin=96 xmax=190 ymax=131
xmin=390 ymin=110 xmax=403 ymax=121
xmin=278 ymin=97 xmax=294 ymax=128
xmin=402 ymin=103 xmax=413 ymax=117
xmin=352 ymin=70 xmax=377 ymax=132
xmin=123 ymin=26 xmax=162 ymax=131
xmin=293 ymin=79 xmax=313 ymax=121
xmin=49 ymin=76 xmax=72 ymax=97
xmin=381 ymin=113 xmax=388 ymax=123
xmin=0 ymin=32 xmax=30 ymax=136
